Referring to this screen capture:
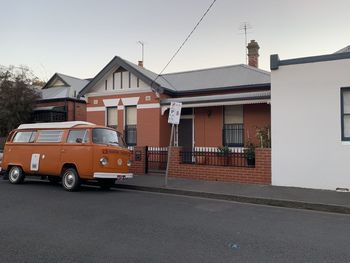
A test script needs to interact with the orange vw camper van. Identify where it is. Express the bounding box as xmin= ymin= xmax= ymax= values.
xmin=0 ymin=121 xmax=133 ymax=191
